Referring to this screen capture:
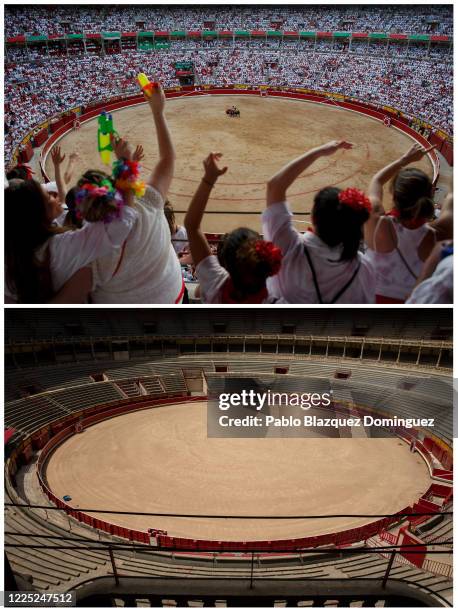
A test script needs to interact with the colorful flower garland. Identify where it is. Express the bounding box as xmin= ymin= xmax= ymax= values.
xmin=112 ymin=159 xmax=146 ymax=198
xmin=74 ymin=159 xmax=146 ymax=223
